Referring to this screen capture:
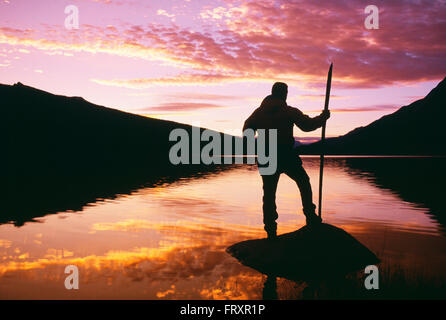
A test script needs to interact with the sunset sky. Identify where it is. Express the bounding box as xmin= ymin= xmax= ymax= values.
xmin=1 ymin=0 xmax=445 ymax=141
